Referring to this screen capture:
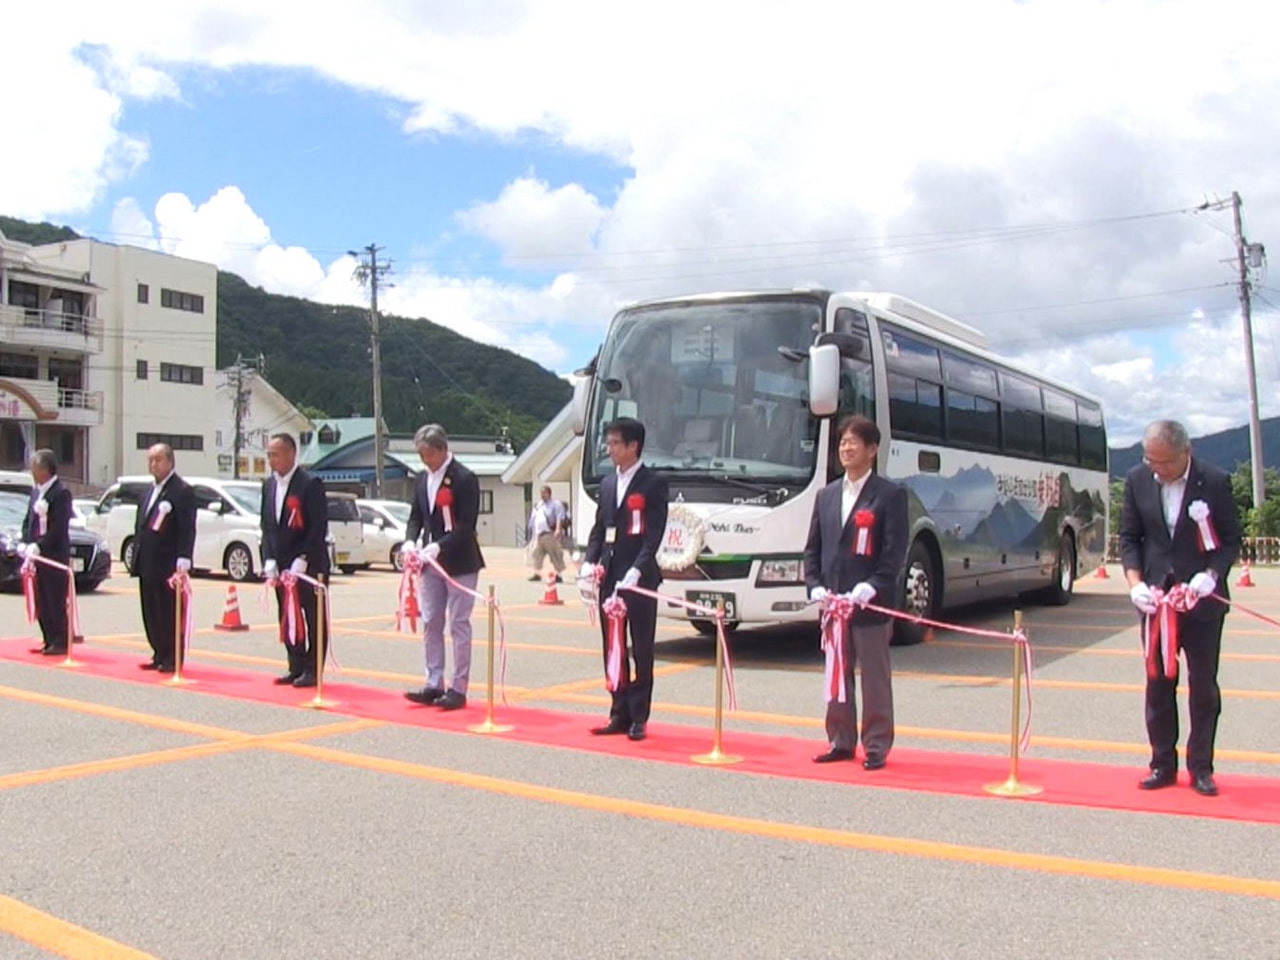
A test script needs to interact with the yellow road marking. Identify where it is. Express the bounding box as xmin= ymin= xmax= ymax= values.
xmin=0 ymin=894 xmax=157 ymax=960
